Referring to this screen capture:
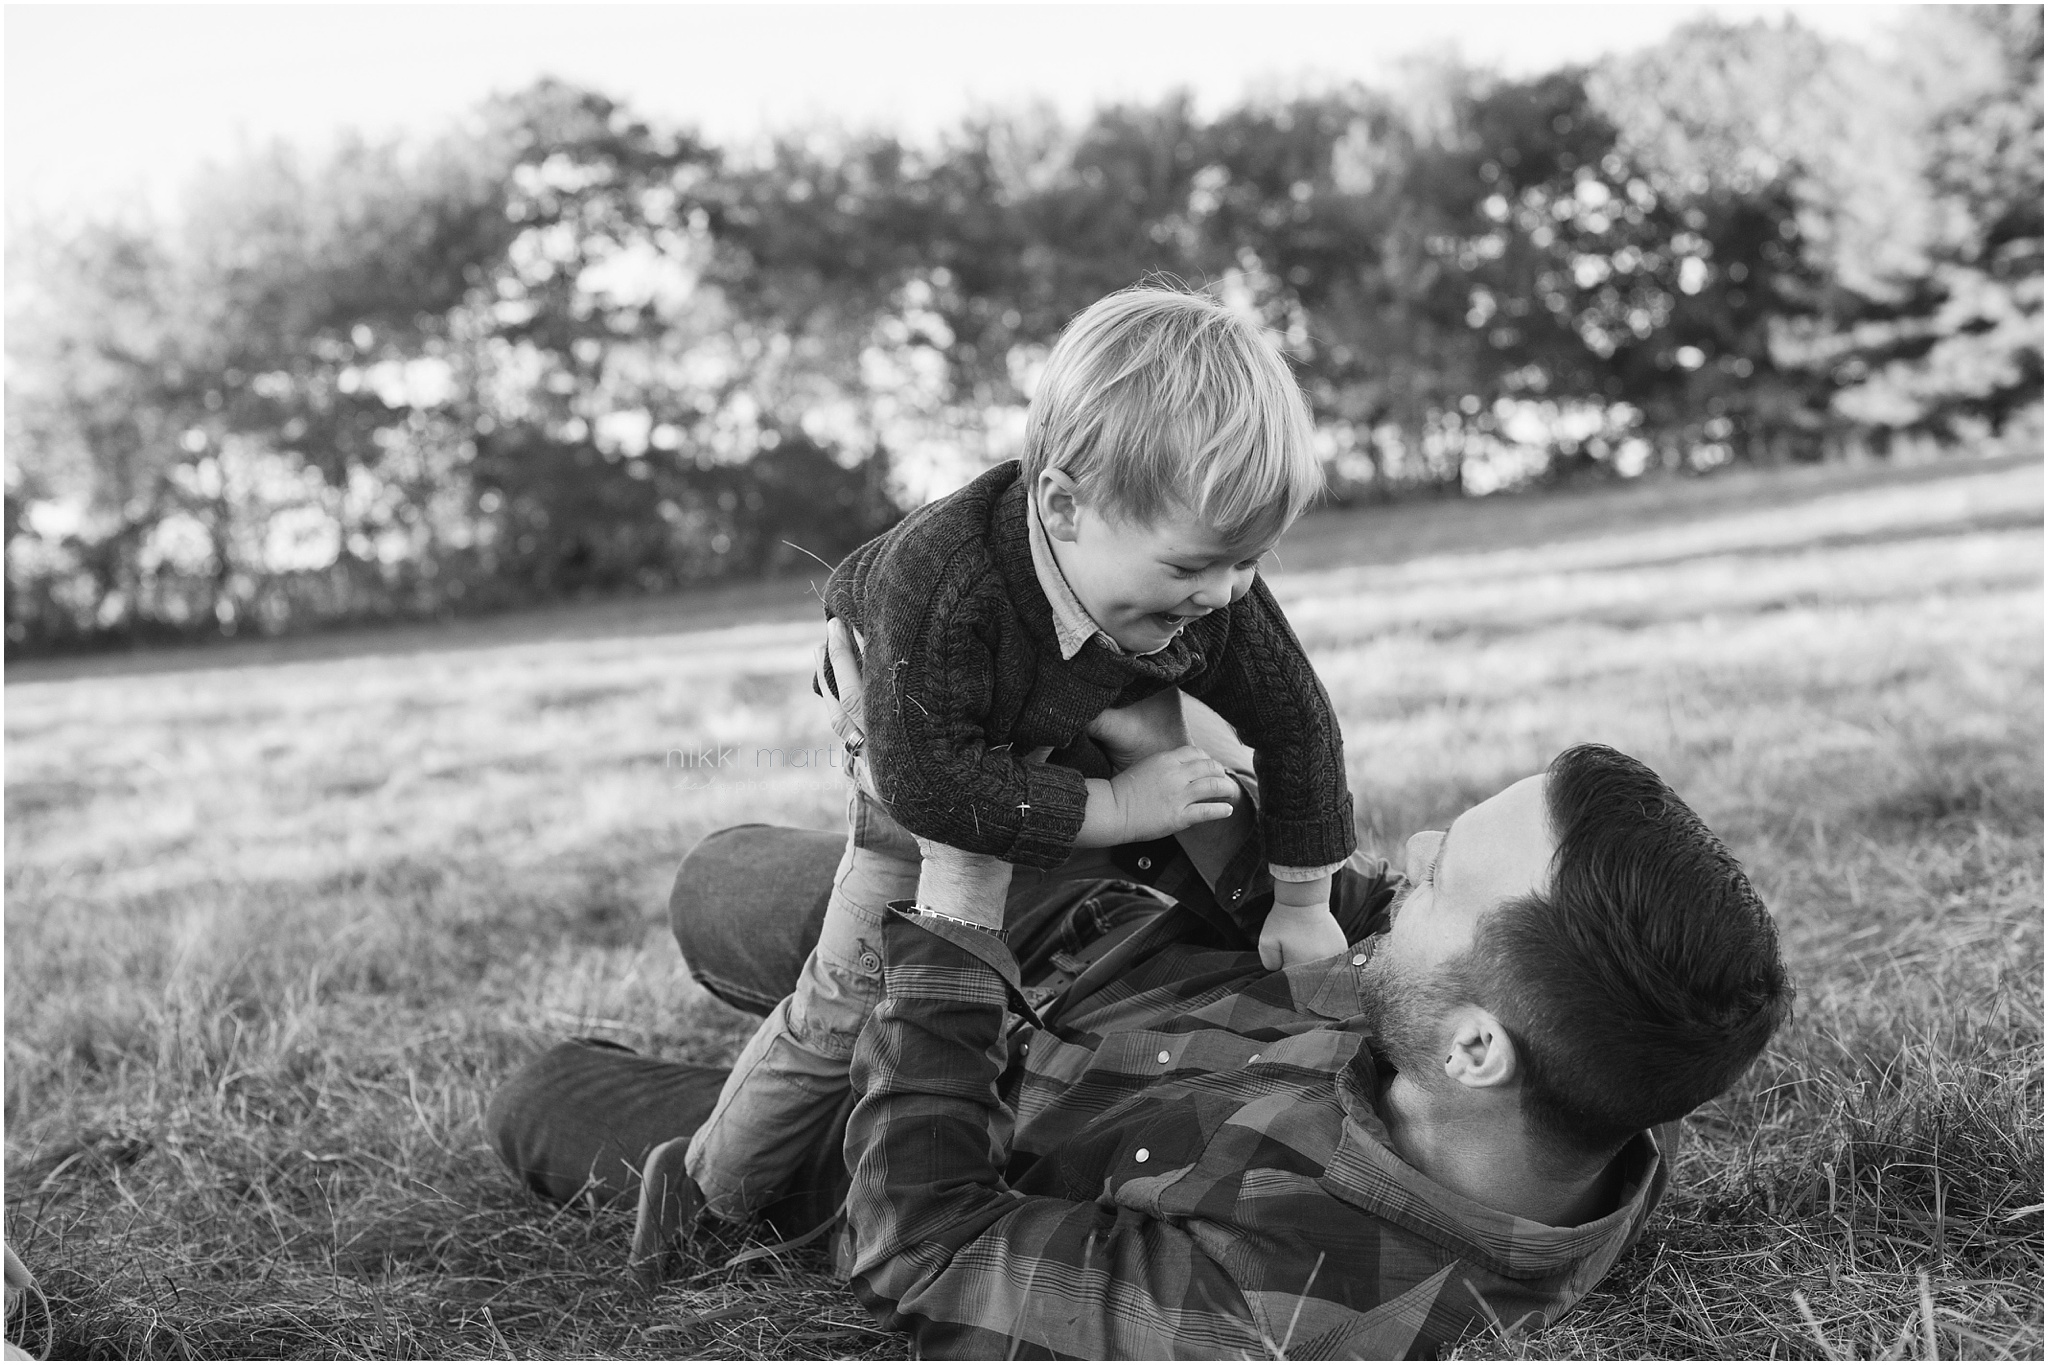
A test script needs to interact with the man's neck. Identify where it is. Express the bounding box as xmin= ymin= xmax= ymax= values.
xmin=1378 ymin=1073 xmax=1621 ymax=1227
